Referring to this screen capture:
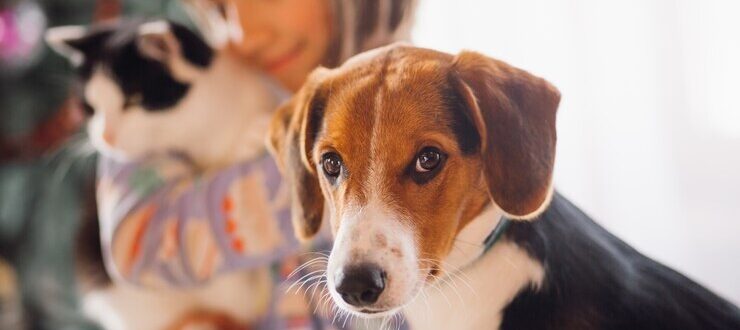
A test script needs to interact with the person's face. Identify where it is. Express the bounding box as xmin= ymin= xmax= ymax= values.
xmin=225 ymin=0 xmax=332 ymax=92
